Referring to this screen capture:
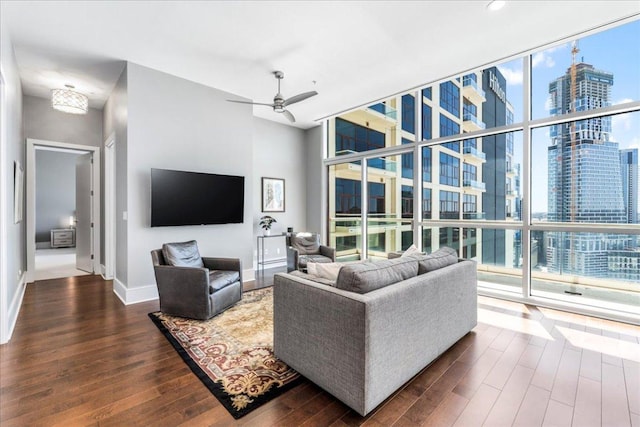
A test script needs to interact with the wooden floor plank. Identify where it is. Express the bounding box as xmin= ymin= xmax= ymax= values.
xmin=451 ymin=383 xmax=500 ymax=427
xmin=623 ymin=359 xmax=640 ymax=415
xmin=602 ymin=363 xmax=632 ymax=427
xmin=483 ymin=335 xmax=529 ymax=390
xmin=513 ymin=384 xmax=550 ymax=427
xmin=518 ymin=343 xmax=545 ymax=370
xmin=483 ymin=365 xmax=535 ymax=426
xmin=580 ymin=349 xmax=602 ymax=382
xmin=531 ymin=339 xmax=566 ymax=392
xmin=452 ymin=347 xmax=502 ymax=400
xmin=572 ymin=376 xmax=601 ymax=427
xmin=549 ymin=348 xmax=582 ymax=406
xmin=420 ymin=391 xmax=468 ymax=427
xmin=542 ymin=399 xmax=573 ymax=427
